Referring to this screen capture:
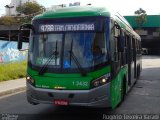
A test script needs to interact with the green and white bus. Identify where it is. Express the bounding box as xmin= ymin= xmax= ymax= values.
xmin=18 ymin=6 xmax=142 ymax=109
